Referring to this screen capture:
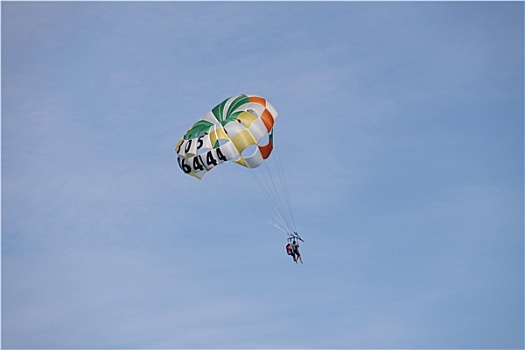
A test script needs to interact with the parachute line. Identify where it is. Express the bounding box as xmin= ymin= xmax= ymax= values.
xmin=214 ymin=169 xmax=276 ymax=228
xmin=275 ymin=145 xmax=296 ymax=230
xmin=245 ymin=135 xmax=297 ymax=237
xmin=248 ymin=166 xmax=290 ymax=233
